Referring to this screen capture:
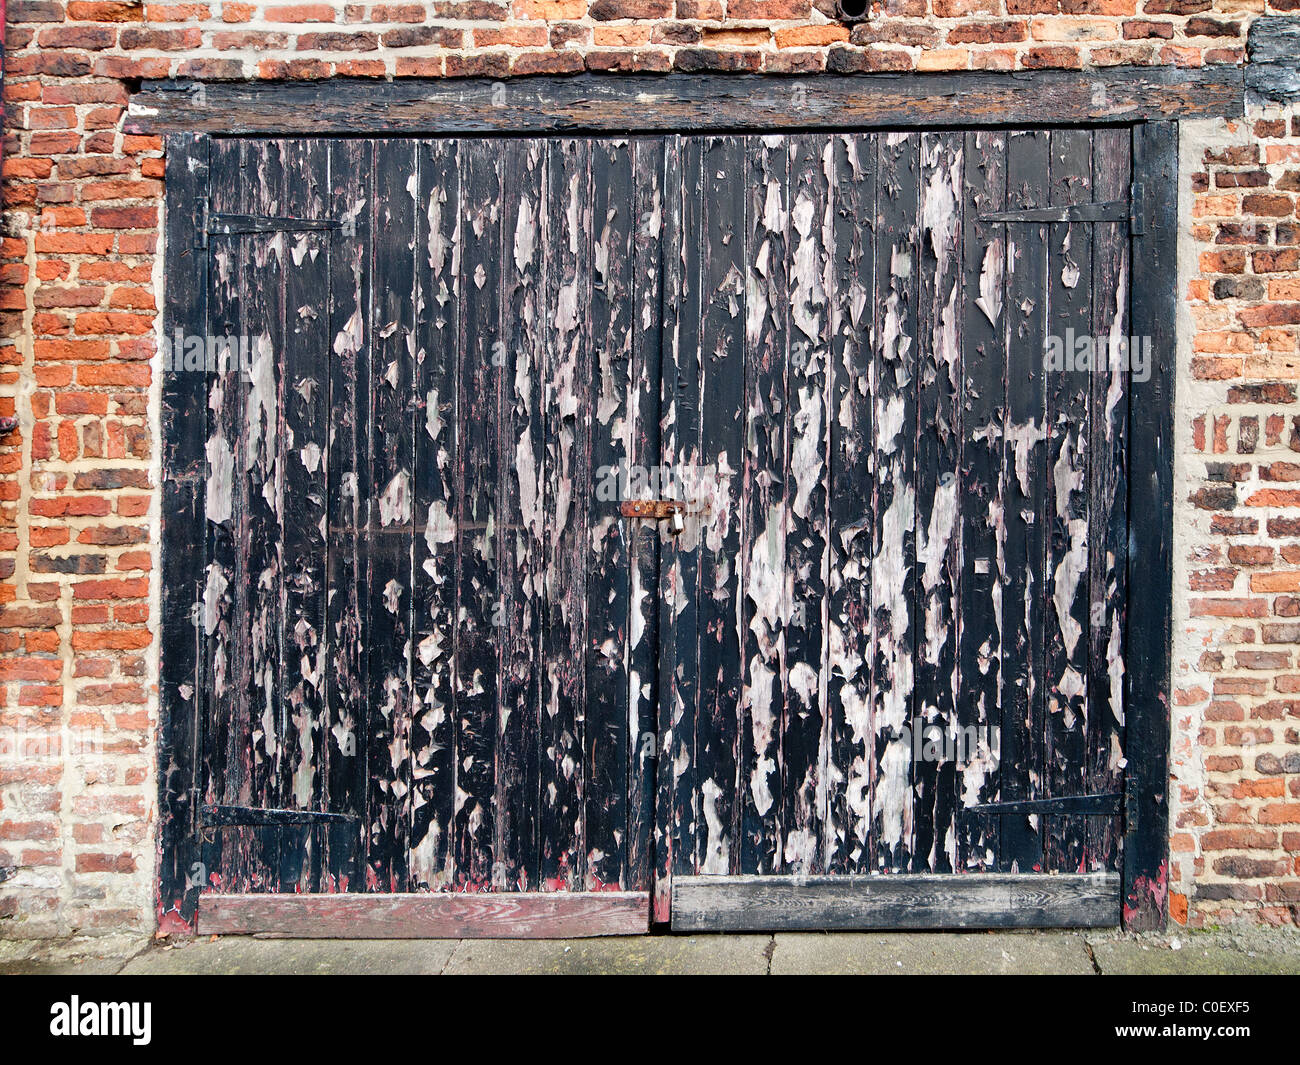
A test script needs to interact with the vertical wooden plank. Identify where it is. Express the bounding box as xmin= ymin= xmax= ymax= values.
xmin=653 ymin=135 xmax=685 ymax=919
xmin=870 ymin=132 xmax=919 ymax=874
xmin=999 ymin=129 xmax=1049 ymax=875
xmin=239 ymin=140 xmax=287 ymax=890
xmin=665 ymin=135 xmax=703 ymax=883
xmin=1044 ymin=129 xmax=1094 ymax=874
xmin=584 ymin=138 xmax=634 ymax=889
xmin=324 ymin=139 xmax=371 ymax=891
xmin=912 ymin=131 xmax=963 ymax=874
xmin=275 ymin=139 xmax=332 ymax=892
xmin=159 ymin=132 xmax=209 ymax=922
xmin=956 ymin=130 xmax=1007 ymax=872
xmin=453 ymin=139 xmax=503 ymax=889
xmin=493 ymin=138 xmax=545 ymax=892
xmin=409 ymin=138 xmax=459 ymax=892
xmin=364 ymin=139 xmax=418 ymax=892
xmin=694 ymin=135 xmax=746 ymax=877
xmin=540 ymin=138 xmax=591 ymax=890
xmin=782 ymin=133 xmax=833 ymax=876
xmin=202 ymin=138 xmax=245 ymax=892
xmin=738 ymin=134 xmax=789 ymax=876
xmin=825 ymin=132 xmax=875 ymax=875
xmin=626 ymin=137 xmax=665 ymax=893
xmin=1123 ymin=121 xmax=1175 ymax=931
xmin=1087 ymin=128 xmax=1131 ymax=874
